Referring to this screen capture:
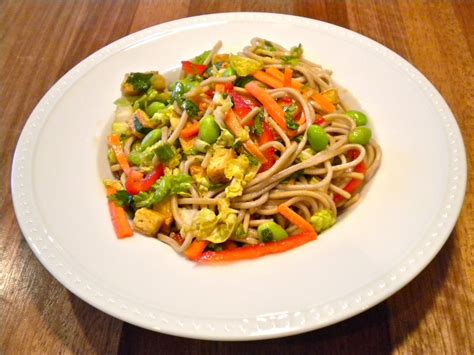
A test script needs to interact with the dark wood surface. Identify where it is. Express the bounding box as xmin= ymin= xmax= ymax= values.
xmin=1 ymin=1 xmax=473 ymax=353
